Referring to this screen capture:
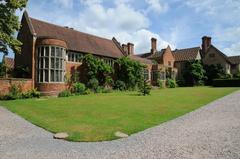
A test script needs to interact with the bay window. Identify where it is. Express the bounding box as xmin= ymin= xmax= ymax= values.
xmin=36 ymin=46 xmax=66 ymax=83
